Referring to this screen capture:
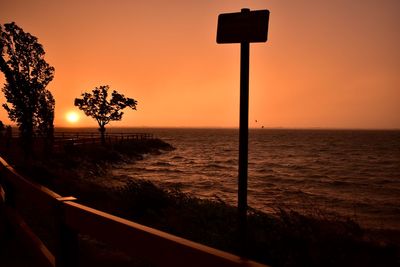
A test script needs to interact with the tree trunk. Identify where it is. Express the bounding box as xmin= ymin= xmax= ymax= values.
xmin=99 ymin=126 xmax=106 ymax=146
xmin=44 ymin=126 xmax=54 ymax=156
xmin=20 ymin=115 xmax=34 ymax=160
